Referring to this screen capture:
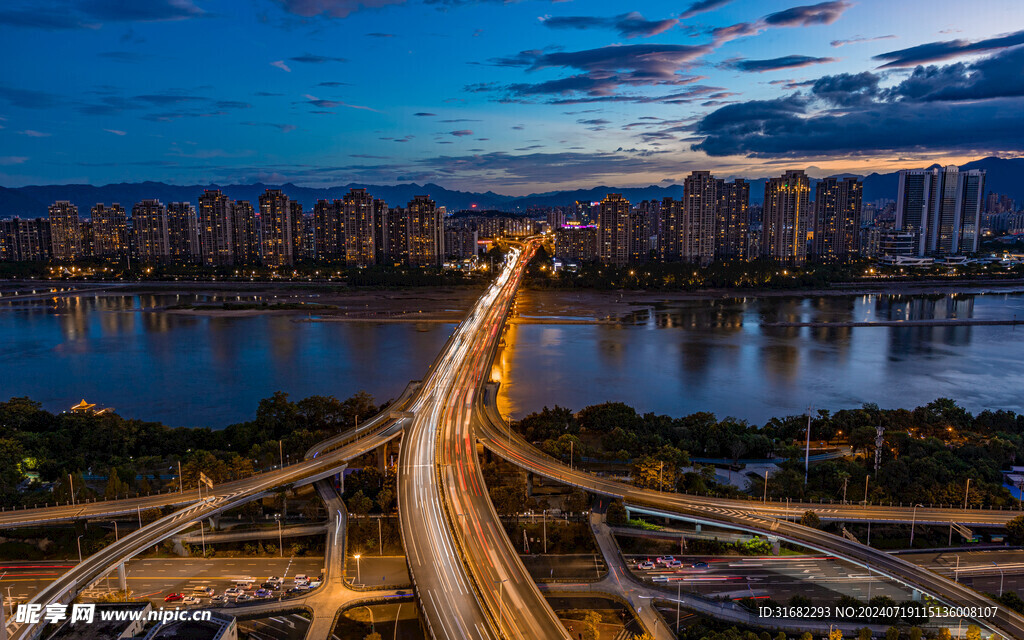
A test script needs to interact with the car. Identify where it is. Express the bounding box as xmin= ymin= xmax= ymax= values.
xmin=234 ymin=593 xmax=252 ymax=603
xmin=307 ymin=577 xmax=322 ymax=587
xmin=164 ymin=593 xmax=184 ymax=602
xmin=224 ymin=587 xmax=242 ymax=597
xmin=667 ymin=560 xmax=683 ymax=568
xmin=266 ymin=575 xmax=282 ymax=585
xmin=261 ymin=582 xmax=278 ymax=590
xmin=191 ymin=586 xmax=215 ymax=597
xmin=254 ymin=589 xmax=272 ymax=599
xmin=211 ymin=595 xmax=227 ymax=605
xmin=182 ymin=596 xmax=201 ymax=605
xmin=692 ymin=562 xmax=709 ymax=569
xmin=293 ymin=574 xmax=309 ymax=584
xmin=286 ymin=585 xmax=310 ymax=595
xmin=637 ymin=561 xmax=655 ymax=570
xmin=656 ymin=555 xmax=675 ymax=565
